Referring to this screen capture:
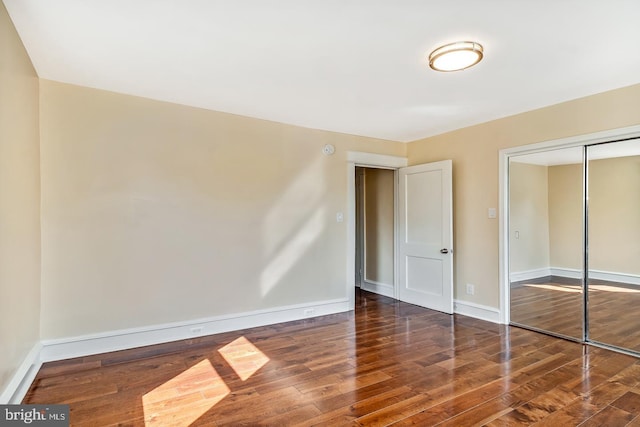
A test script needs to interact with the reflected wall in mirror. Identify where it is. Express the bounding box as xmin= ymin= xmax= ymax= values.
xmin=509 ymin=147 xmax=583 ymax=340
xmin=587 ymin=140 xmax=640 ymax=352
